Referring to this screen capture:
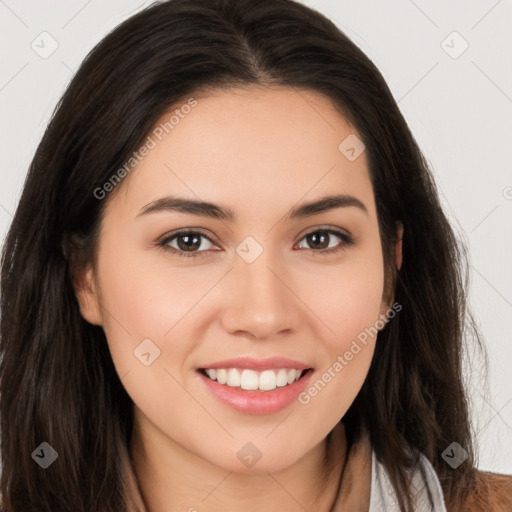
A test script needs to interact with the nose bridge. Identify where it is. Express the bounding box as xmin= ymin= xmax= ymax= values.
xmin=238 ymin=242 xmax=285 ymax=310
xmin=222 ymin=238 xmax=295 ymax=336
